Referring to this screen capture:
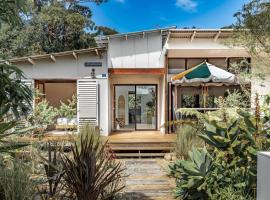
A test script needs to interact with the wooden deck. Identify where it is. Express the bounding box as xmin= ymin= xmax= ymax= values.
xmin=107 ymin=131 xmax=176 ymax=158
xmin=108 ymin=131 xmax=176 ymax=143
